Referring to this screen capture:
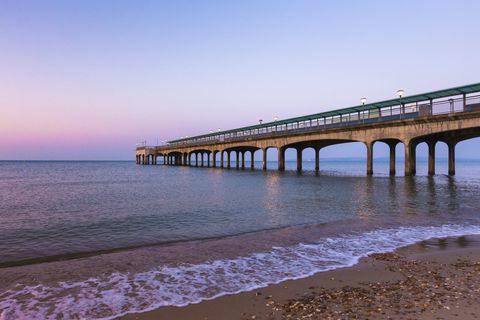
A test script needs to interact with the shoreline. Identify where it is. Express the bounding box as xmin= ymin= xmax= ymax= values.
xmin=121 ymin=235 xmax=480 ymax=320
